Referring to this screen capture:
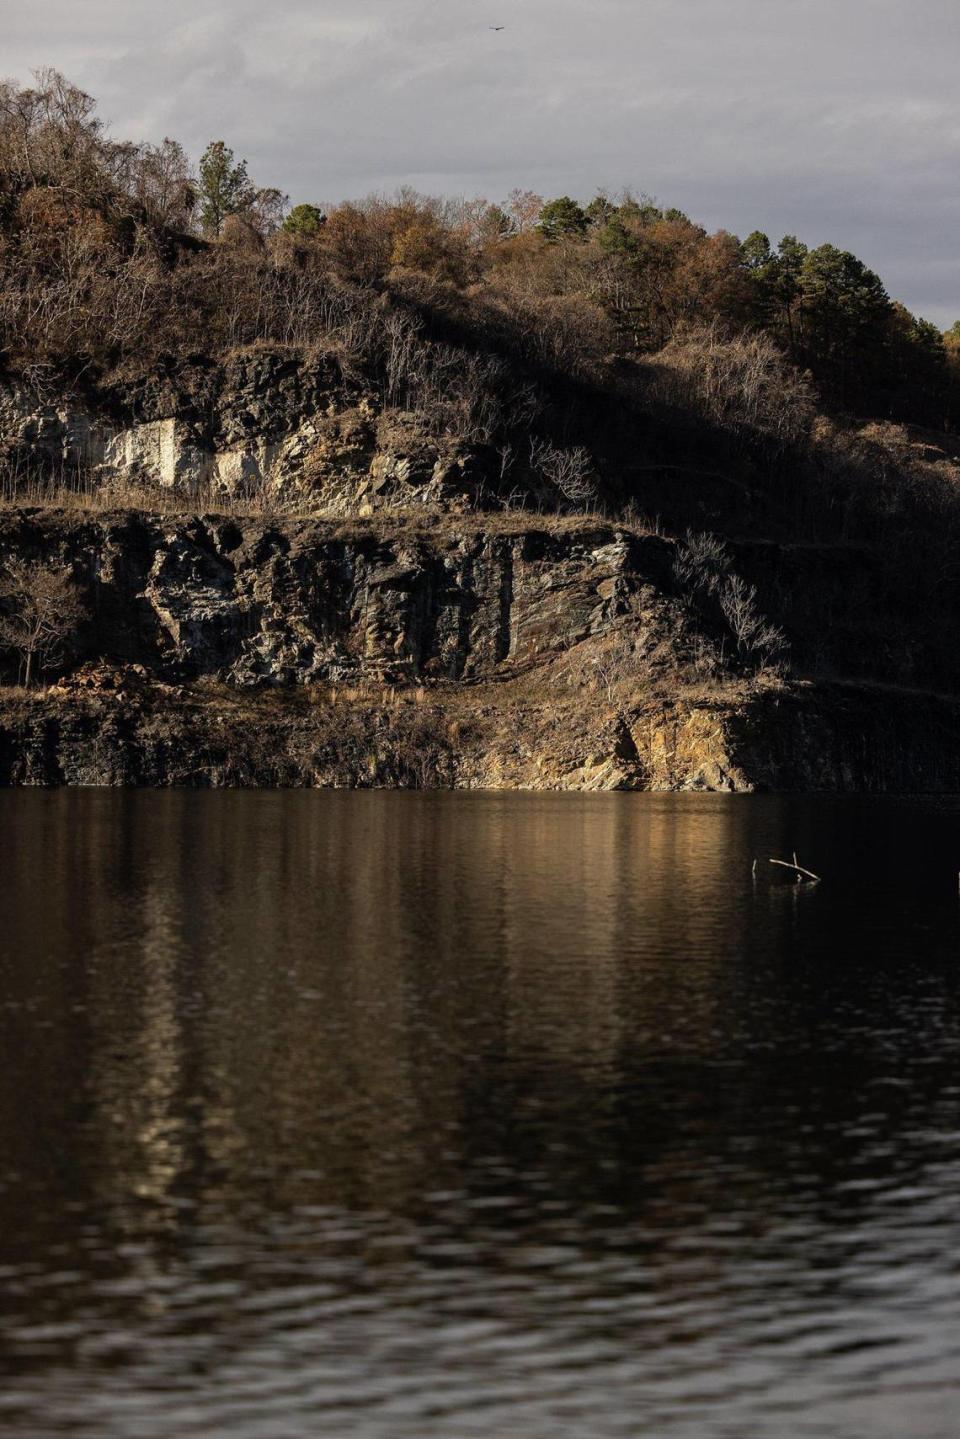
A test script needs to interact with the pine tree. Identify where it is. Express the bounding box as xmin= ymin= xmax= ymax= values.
xmin=198 ymin=141 xmax=253 ymax=237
